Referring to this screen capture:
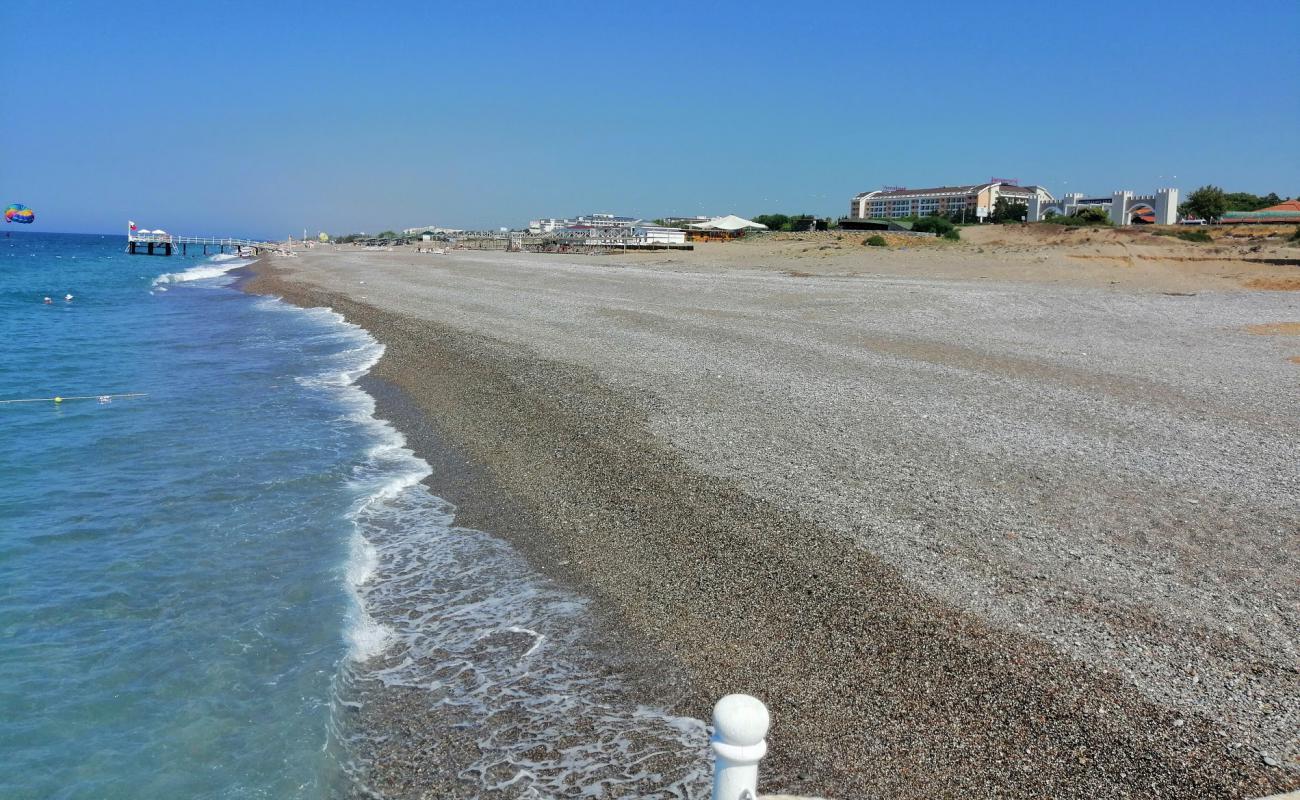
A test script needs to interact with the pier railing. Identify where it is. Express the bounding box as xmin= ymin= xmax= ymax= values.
xmin=126 ymin=230 xmax=278 ymax=257
xmin=129 ymin=233 xmax=270 ymax=248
